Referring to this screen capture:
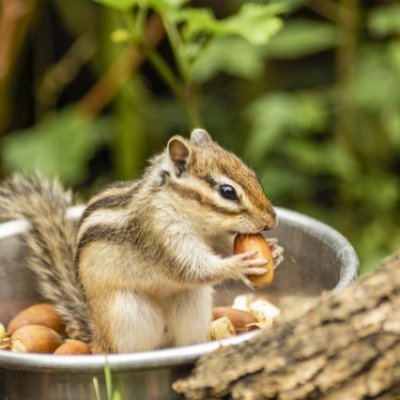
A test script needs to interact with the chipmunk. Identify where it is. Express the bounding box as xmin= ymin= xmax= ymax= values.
xmin=0 ymin=129 xmax=282 ymax=353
